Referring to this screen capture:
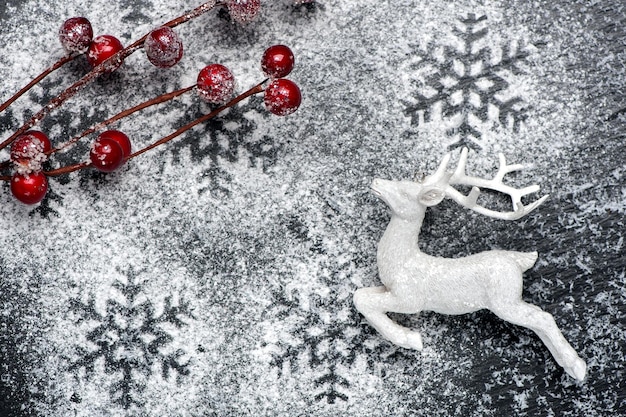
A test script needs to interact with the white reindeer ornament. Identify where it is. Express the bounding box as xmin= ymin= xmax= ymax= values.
xmin=354 ymin=148 xmax=587 ymax=381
